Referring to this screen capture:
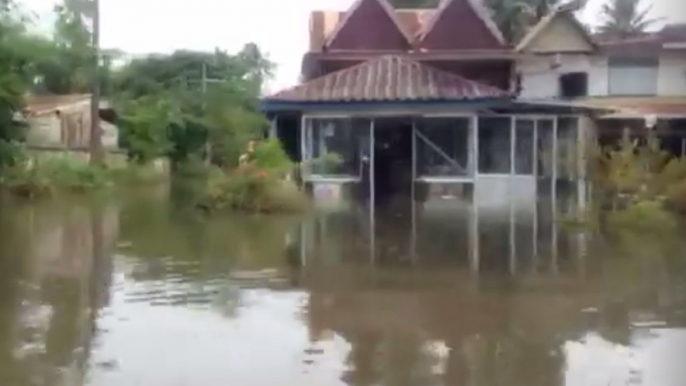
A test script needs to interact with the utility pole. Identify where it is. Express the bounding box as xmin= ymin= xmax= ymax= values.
xmin=89 ymin=0 xmax=103 ymax=164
